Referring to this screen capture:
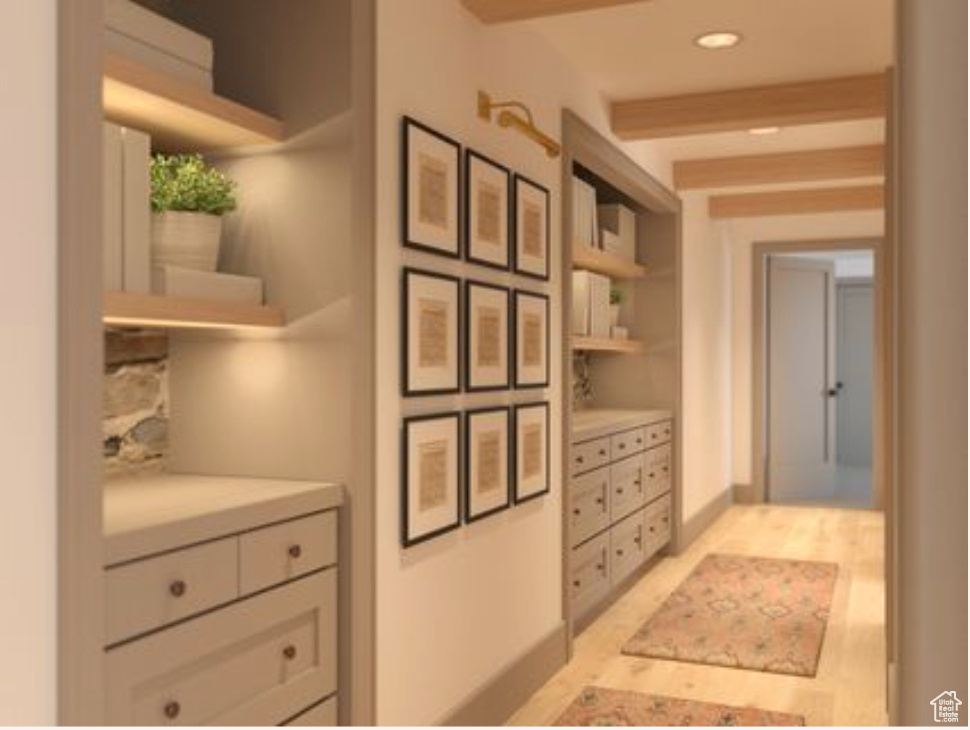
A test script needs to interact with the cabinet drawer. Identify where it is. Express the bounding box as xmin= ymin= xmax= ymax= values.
xmin=610 ymin=427 xmax=646 ymax=460
xmin=644 ymin=494 xmax=672 ymax=556
xmin=569 ymin=467 xmax=610 ymax=547
xmin=571 ymin=437 xmax=611 ymax=476
xmin=106 ymin=537 xmax=238 ymax=646
xmin=643 ymin=443 xmax=672 ymax=503
xmin=569 ymin=532 xmax=610 ymax=619
xmin=105 ymin=570 xmax=337 ymax=726
xmin=284 ymin=695 xmax=337 ymax=726
xmin=240 ymin=511 xmax=337 ymax=595
xmin=610 ymin=454 xmax=646 ymax=522
xmin=646 ymin=420 xmax=673 ymax=447
xmin=610 ymin=508 xmax=647 ymax=585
